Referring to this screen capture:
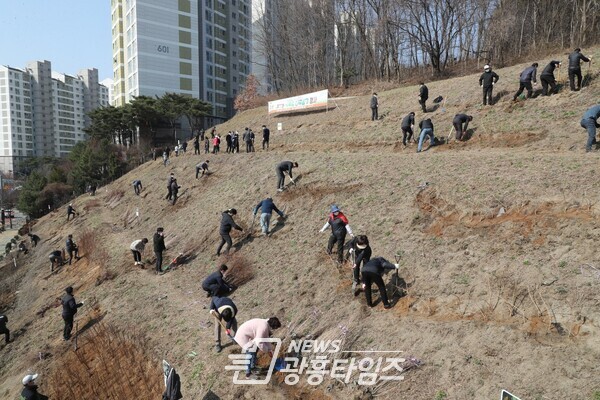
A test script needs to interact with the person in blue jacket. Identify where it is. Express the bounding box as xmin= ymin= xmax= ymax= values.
xmin=253 ymin=197 xmax=285 ymax=236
